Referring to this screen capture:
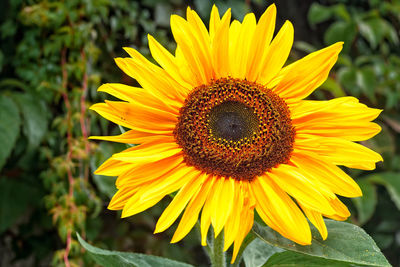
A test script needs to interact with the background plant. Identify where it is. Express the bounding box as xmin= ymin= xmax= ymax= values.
xmin=0 ymin=0 xmax=398 ymax=266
